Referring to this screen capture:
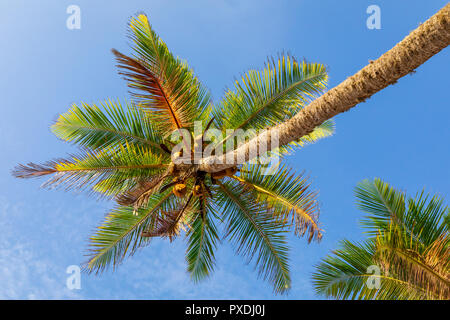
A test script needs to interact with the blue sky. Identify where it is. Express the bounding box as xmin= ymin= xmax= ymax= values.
xmin=0 ymin=0 xmax=448 ymax=299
